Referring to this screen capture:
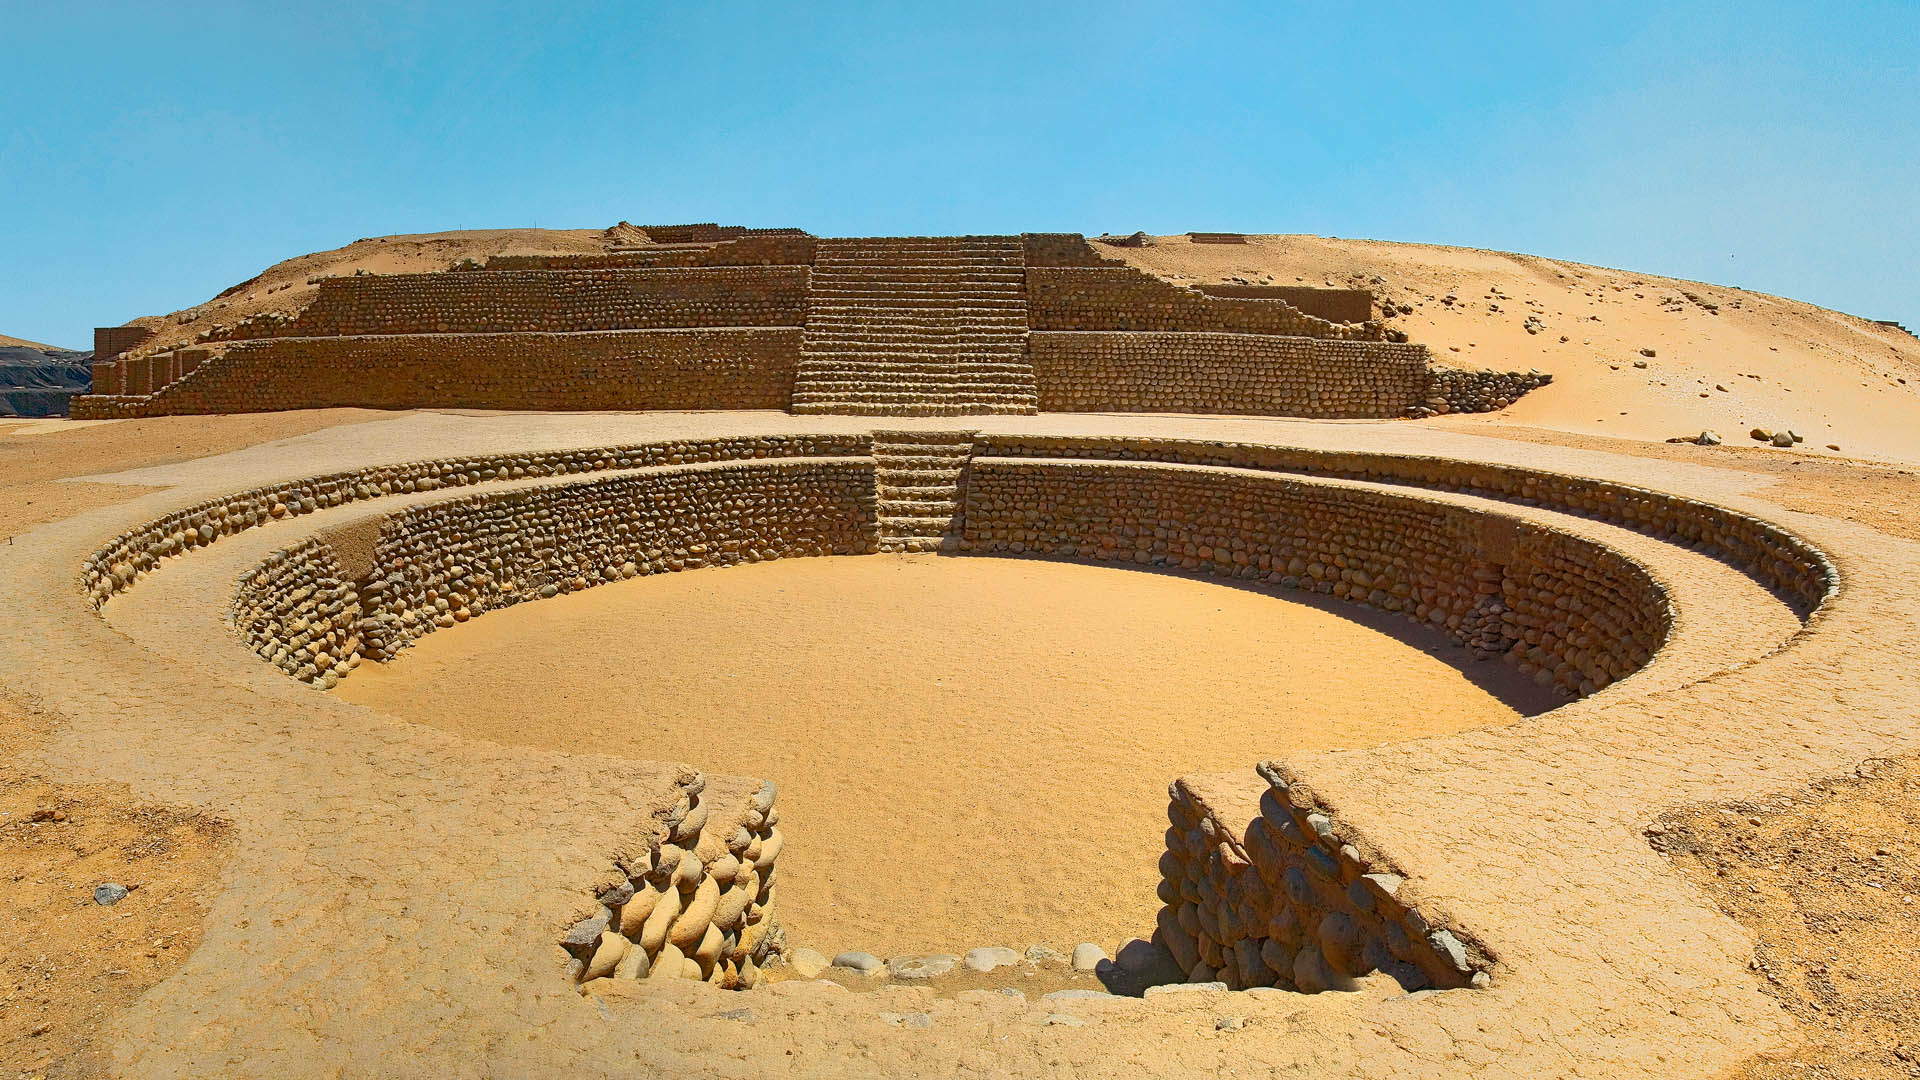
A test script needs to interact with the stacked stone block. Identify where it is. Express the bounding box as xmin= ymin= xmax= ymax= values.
xmin=229 ymin=458 xmax=877 ymax=685
xmin=871 ymin=430 xmax=975 ymax=552
xmin=202 ymin=267 xmax=808 ymax=341
xmin=960 ymin=459 xmax=1669 ymax=696
xmin=561 ymin=771 xmax=786 ymax=991
xmin=1027 ymin=267 xmax=1379 ymax=341
xmin=1192 ymin=284 xmax=1373 ymax=325
xmin=81 ymin=329 xmax=801 ymax=416
xmin=85 ymin=434 xmax=869 ymax=608
xmin=792 ymin=237 xmax=1039 ymax=416
xmin=1418 ymin=366 xmax=1555 ymax=415
xmin=1030 ymin=331 xmax=1429 ymax=417
xmin=971 ymin=434 xmax=1835 ymax=616
xmin=1157 ymin=766 xmax=1487 ymax=992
